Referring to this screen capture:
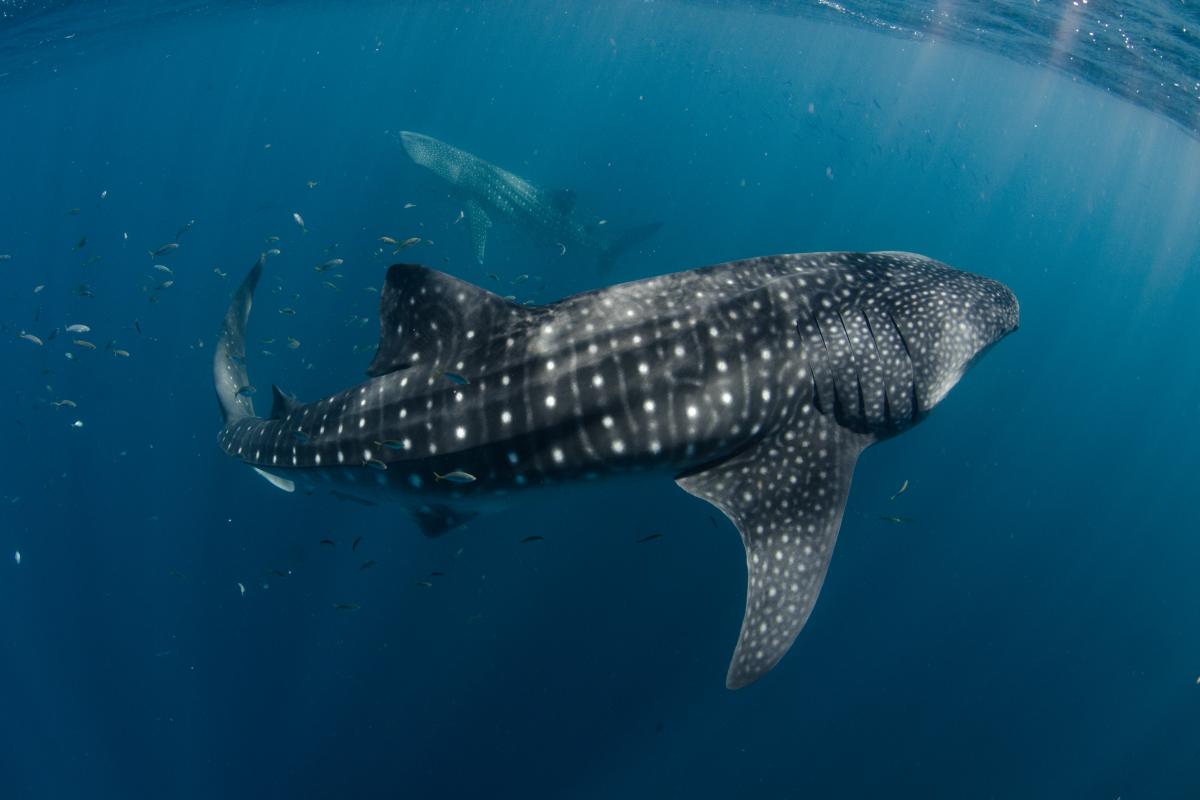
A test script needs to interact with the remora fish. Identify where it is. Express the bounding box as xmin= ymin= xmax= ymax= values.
xmin=398 ymin=130 xmax=662 ymax=272
xmin=213 ymin=251 xmax=1018 ymax=688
